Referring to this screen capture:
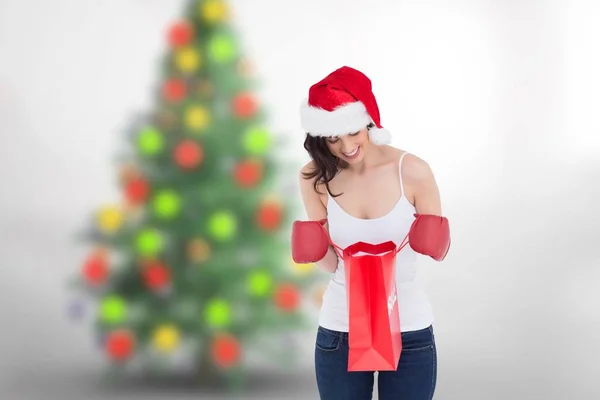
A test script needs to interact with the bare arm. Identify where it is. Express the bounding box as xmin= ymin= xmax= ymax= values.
xmin=403 ymin=154 xmax=450 ymax=261
xmin=299 ymin=163 xmax=340 ymax=274
xmin=405 ymin=155 xmax=443 ymax=215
